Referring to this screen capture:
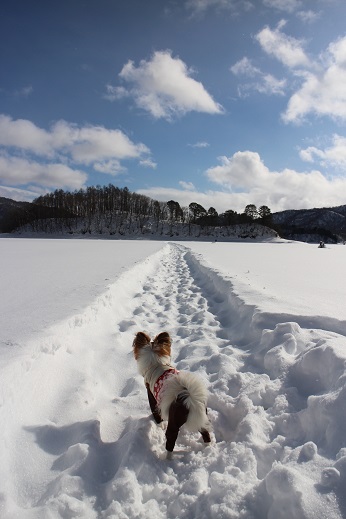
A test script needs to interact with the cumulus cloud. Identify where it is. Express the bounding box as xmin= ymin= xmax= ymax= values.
xmin=0 ymin=115 xmax=54 ymax=156
xmin=108 ymin=50 xmax=223 ymax=120
xmin=248 ymin=23 xmax=346 ymax=123
xmin=283 ymin=36 xmax=346 ymax=122
xmin=255 ymin=21 xmax=310 ymax=68
xmin=0 ymin=115 xmax=155 ymax=194
xmin=63 ymin=123 xmax=150 ymax=164
xmin=0 ymin=116 xmax=150 ymax=163
xmin=0 ymin=155 xmax=87 ymax=190
xmin=300 ymin=134 xmax=346 ymax=168
xmin=137 ymin=148 xmax=346 ymax=214
xmin=231 ymin=57 xmax=286 ymax=95
xmin=205 ymin=150 xmax=346 ymax=211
